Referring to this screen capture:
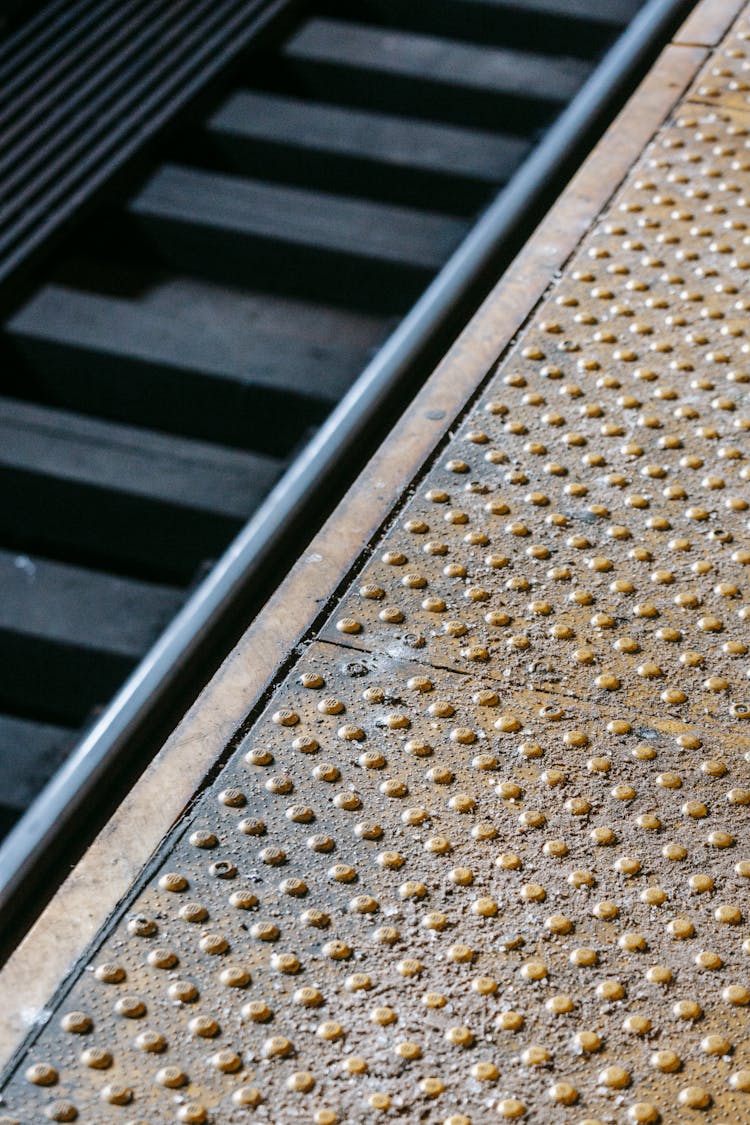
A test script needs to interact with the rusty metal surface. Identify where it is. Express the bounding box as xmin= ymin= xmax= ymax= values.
xmin=3 ymin=7 xmax=750 ymax=1125
xmin=2 ymin=641 xmax=750 ymax=1123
